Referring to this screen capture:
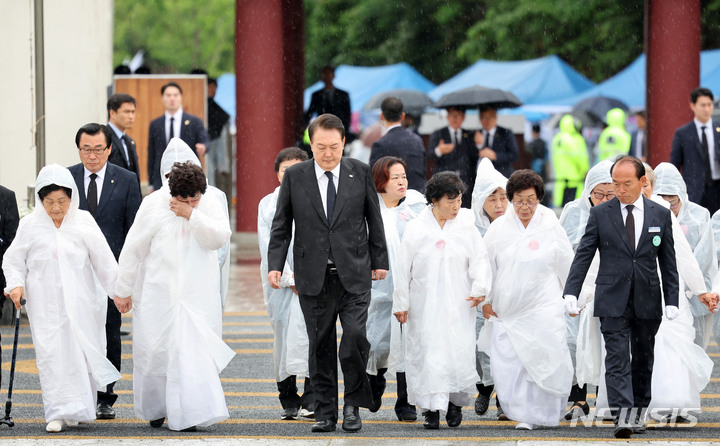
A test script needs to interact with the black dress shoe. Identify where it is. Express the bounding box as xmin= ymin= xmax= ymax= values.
xmin=149 ymin=417 xmax=165 ymax=428
xmin=564 ymin=401 xmax=590 ymax=420
xmin=342 ymin=405 xmax=362 ymax=432
xmin=614 ymin=421 xmax=633 ymax=439
xmin=423 ymin=410 xmax=440 ymax=429
xmin=180 ymin=426 xmax=197 ymax=432
xmin=446 ymin=402 xmax=463 ymax=427
xmin=397 ymin=410 xmax=417 ymax=422
xmin=311 ymin=419 xmax=337 ymax=432
xmin=96 ymin=402 xmax=116 ymax=420
xmin=475 ymin=393 xmax=490 ymax=416
xmin=281 ymin=407 xmax=299 ymax=420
